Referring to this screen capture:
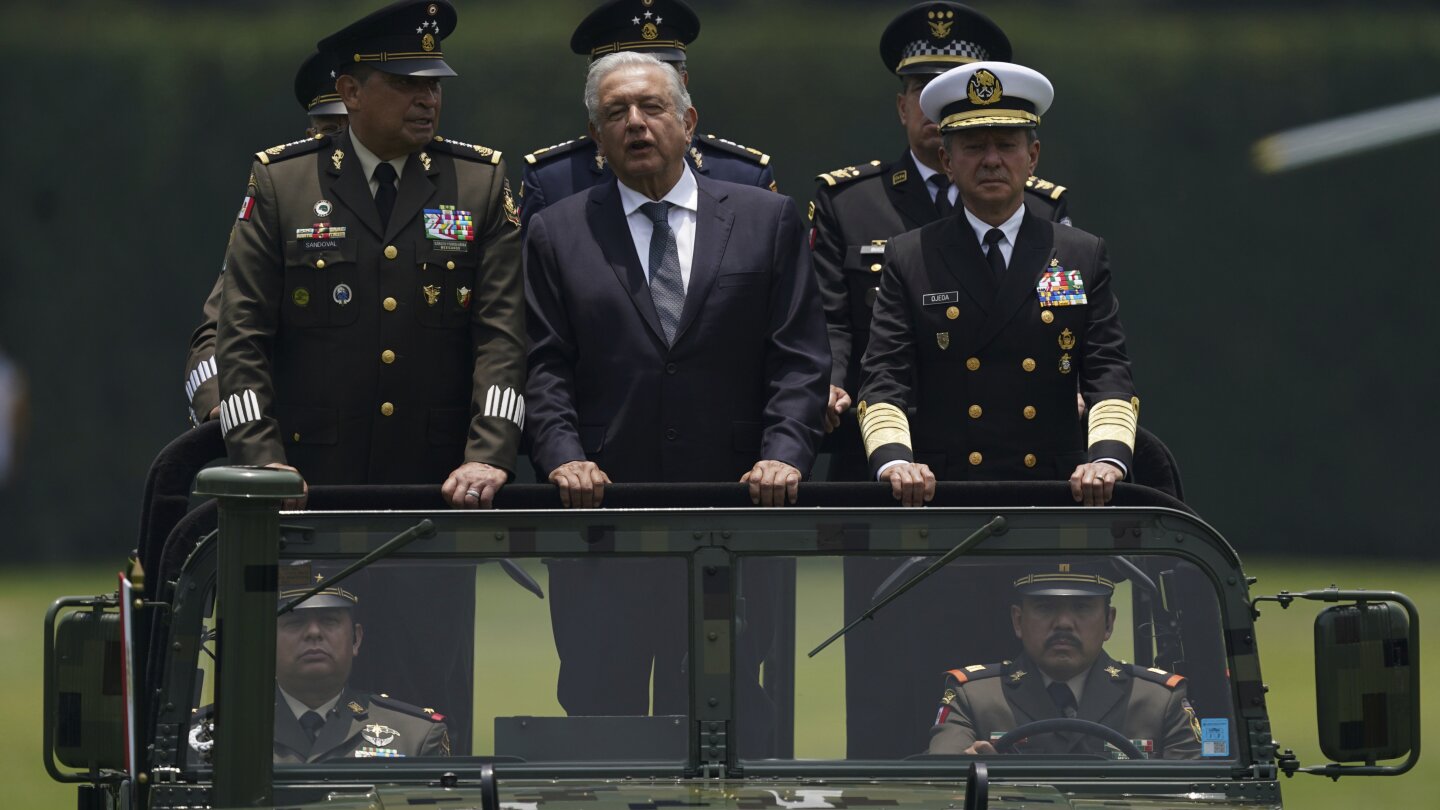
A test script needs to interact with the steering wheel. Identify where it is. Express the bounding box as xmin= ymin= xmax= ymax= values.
xmin=991 ymin=718 xmax=1145 ymax=759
